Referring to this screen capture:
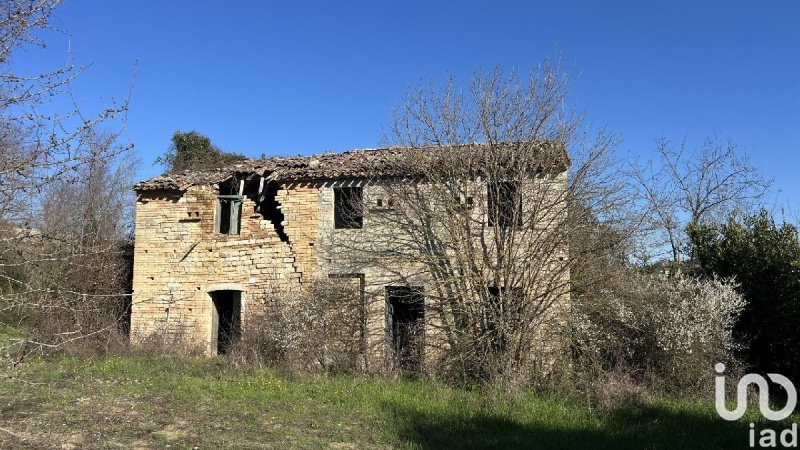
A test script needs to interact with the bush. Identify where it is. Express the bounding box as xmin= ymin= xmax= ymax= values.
xmin=689 ymin=211 xmax=800 ymax=381
xmin=572 ymin=271 xmax=745 ymax=394
xmin=587 ymin=367 xmax=648 ymax=413
xmin=6 ymin=290 xmax=130 ymax=361
xmin=224 ymin=279 xmax=363 ymax=373
xmin=2 ymin=239 xmax=133 ymax=363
